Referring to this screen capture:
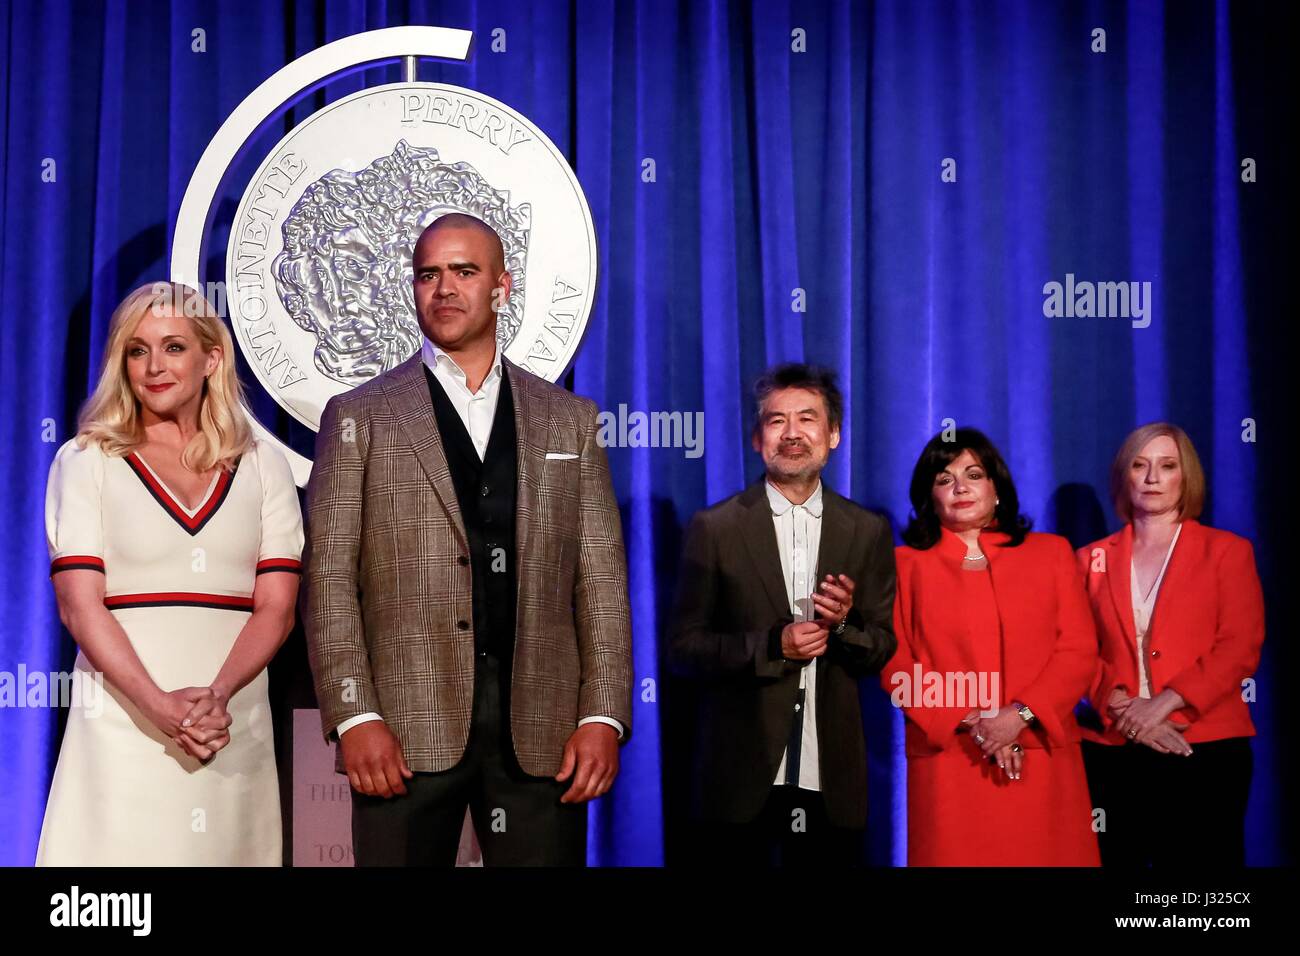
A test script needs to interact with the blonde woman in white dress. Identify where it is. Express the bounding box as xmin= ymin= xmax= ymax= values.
xmin=37 ymin=282 xmax=303 ymax=866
